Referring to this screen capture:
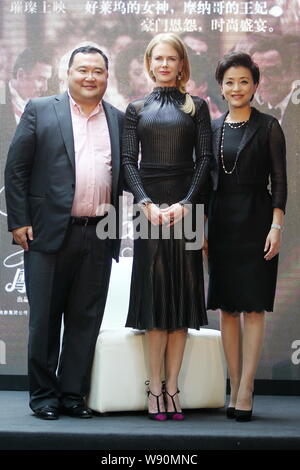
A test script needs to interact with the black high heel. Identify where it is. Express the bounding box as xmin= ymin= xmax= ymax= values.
xmin=165 ymin=388 xmax=185 ymax=421
xmin=235 ymin=393 xmax=254 ymax=422
xmin=226 ymin=406 xmax=236 ymax=419
xmin=145 ymin=381 xmax=167 ymax=421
